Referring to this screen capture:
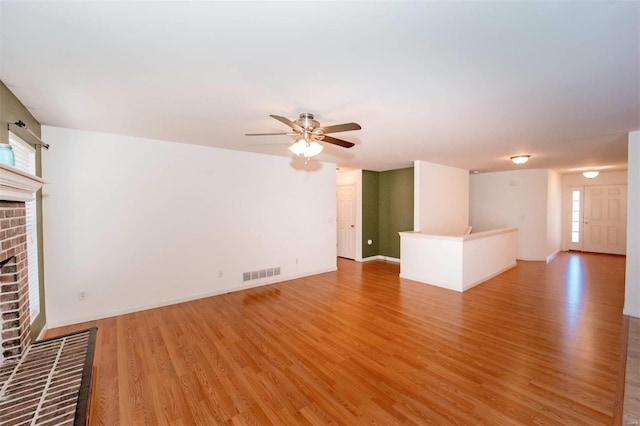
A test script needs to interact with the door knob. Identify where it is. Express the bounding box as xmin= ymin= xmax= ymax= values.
xmin=350 ymin=225 xmax=354 ymax=228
